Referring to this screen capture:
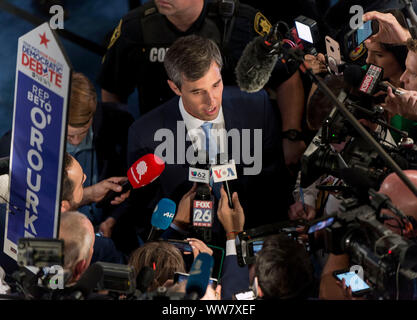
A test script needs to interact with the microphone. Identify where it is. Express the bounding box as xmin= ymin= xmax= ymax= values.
xmin=344 ymin=64 xmax=404 ymax=96
xmin=235 ymin=23 xmax=282 ymax=93
xmin=136 ymin=266 xmax=155 ymax=294
xmin=185 ymin=252 xmax=214 ymax=300
xmin=68 ymin=263 xmax=103 ymax=300
xmin=147 ymin=198 xmax=176 ymax=242
xmin=96 ymin=153 xmax=165 ymax=208
xmin=192 ymin=184 xmax=214 ymax=243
